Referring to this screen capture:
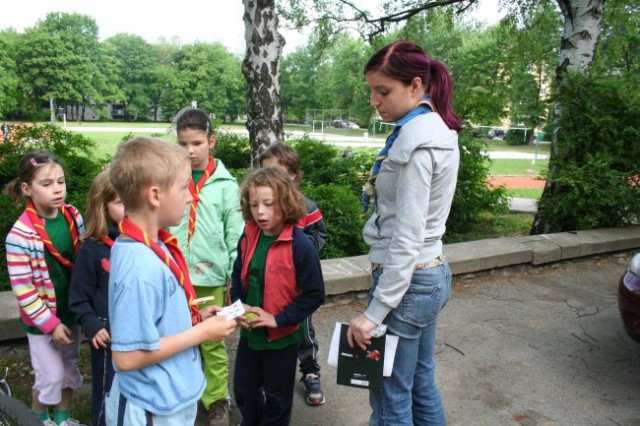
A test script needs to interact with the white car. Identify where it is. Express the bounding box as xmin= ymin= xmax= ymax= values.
xmin=333 ymin=119 xmax=360 ymax=129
